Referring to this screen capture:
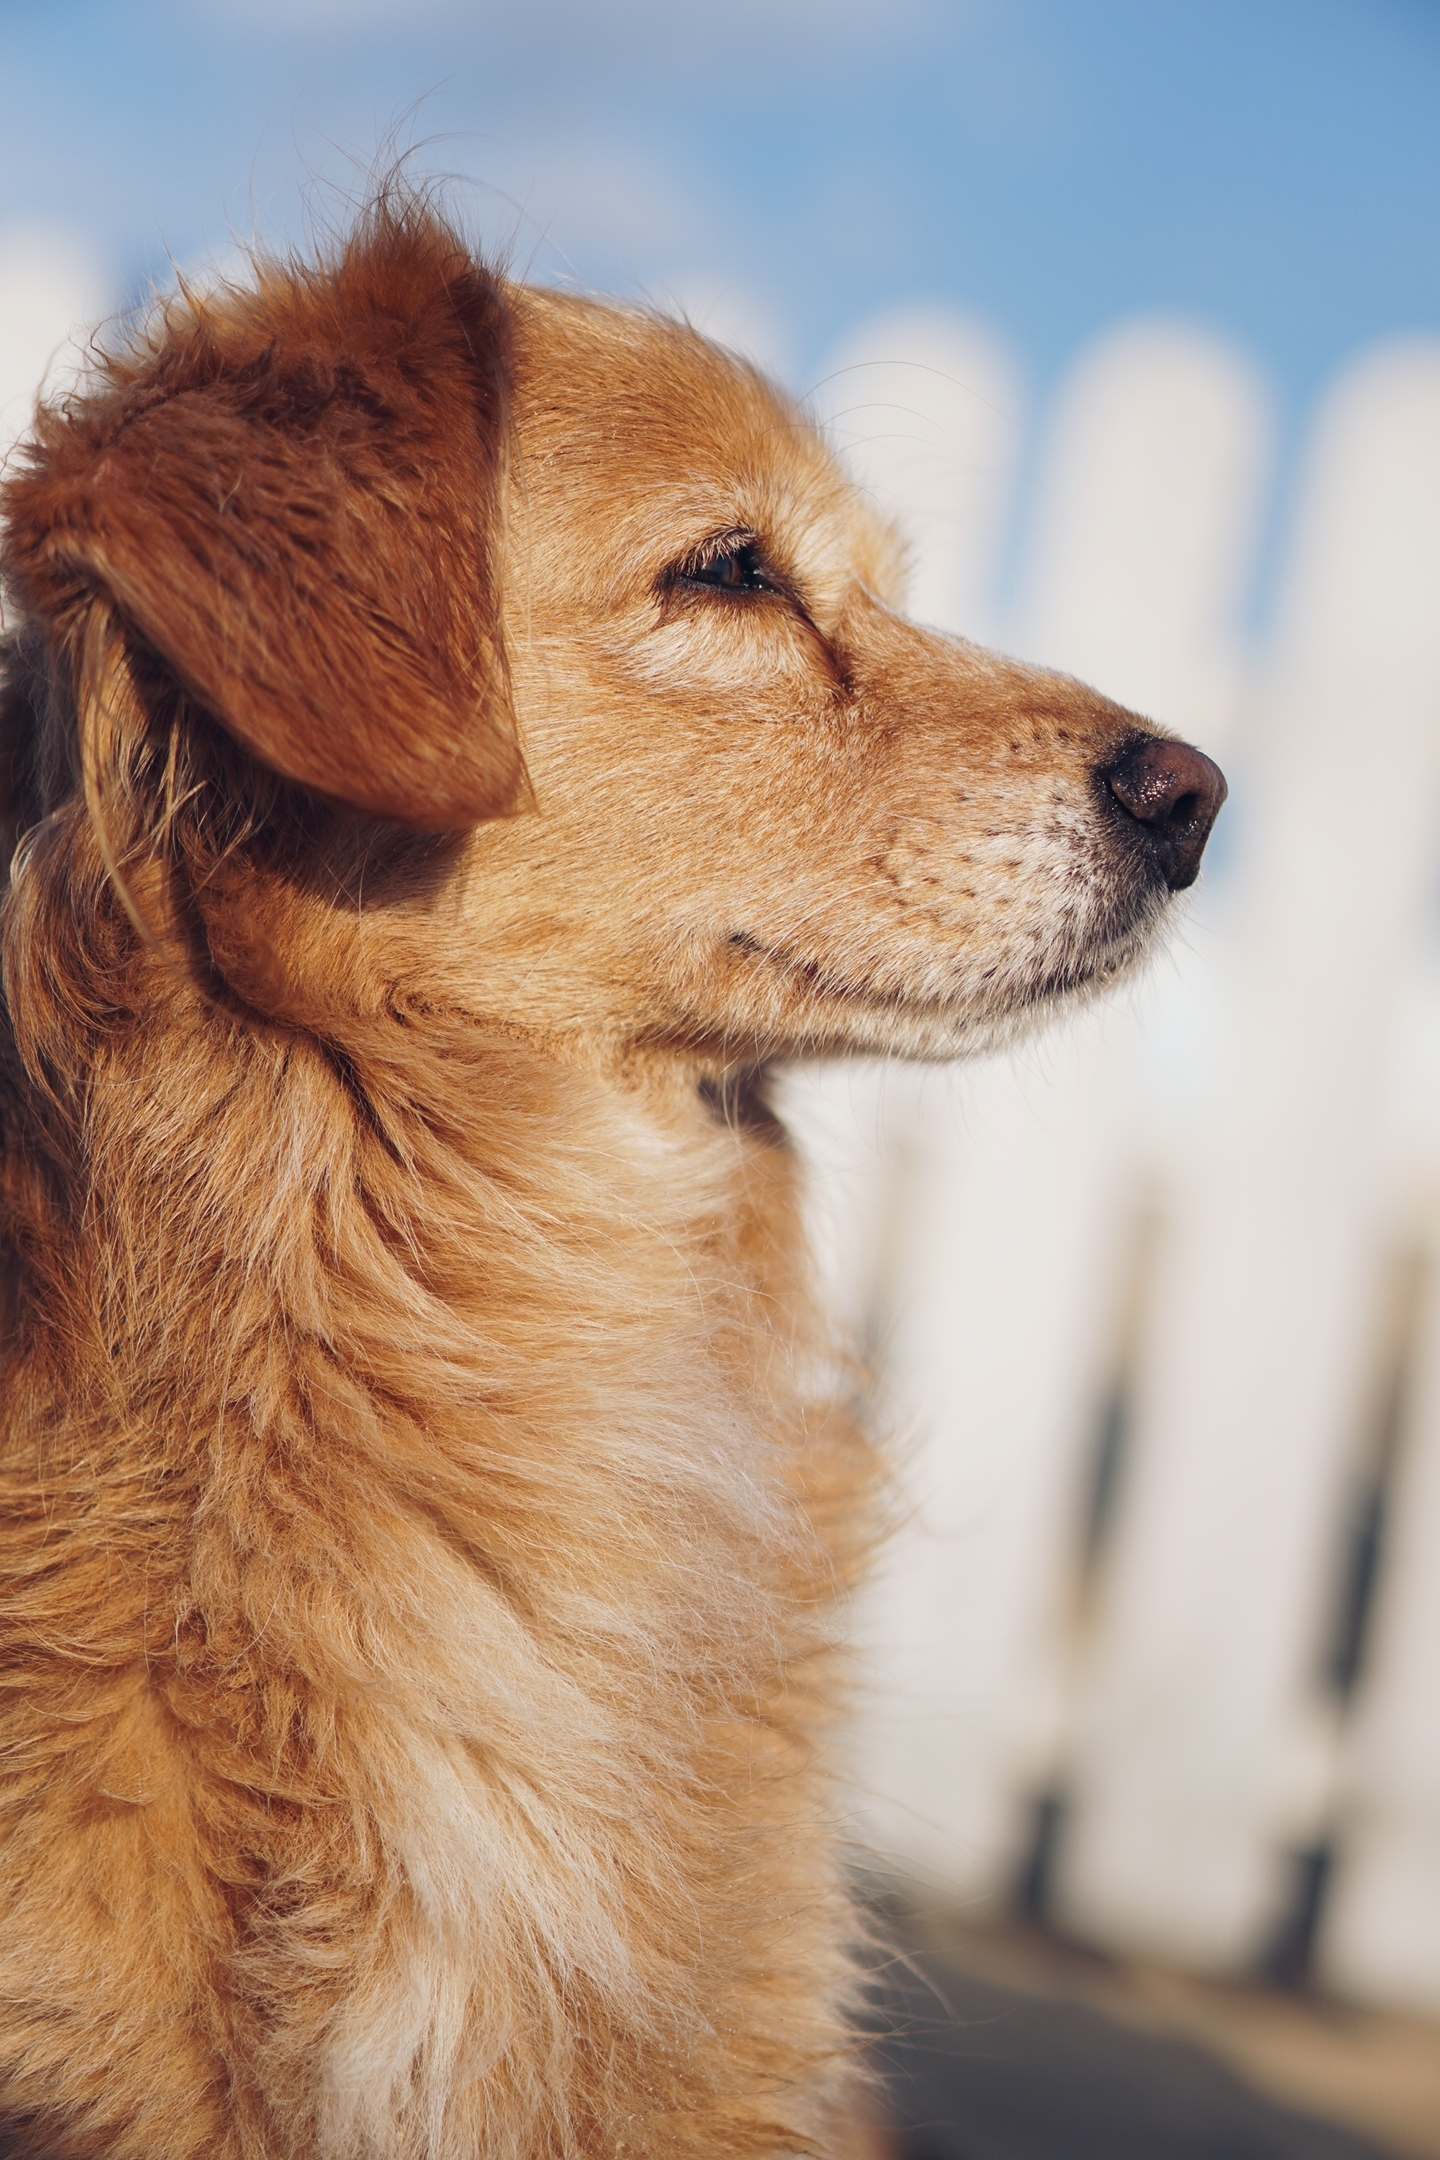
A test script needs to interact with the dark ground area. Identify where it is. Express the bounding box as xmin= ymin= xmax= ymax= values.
xmin=869 ymin=1951 xmax=1407 ymax=2160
